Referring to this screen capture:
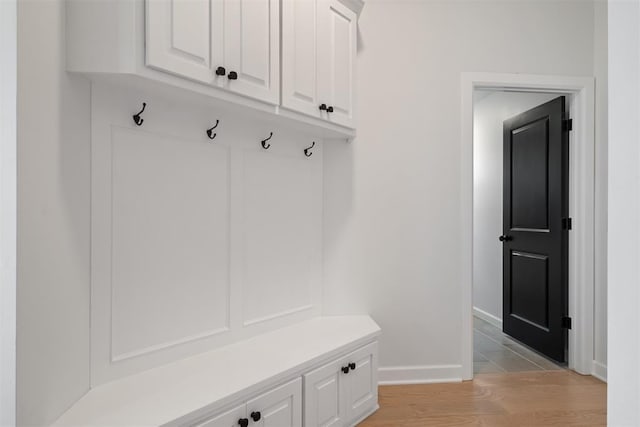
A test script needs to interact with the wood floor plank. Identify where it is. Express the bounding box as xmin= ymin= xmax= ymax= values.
xmin=360 ymin=371 xmax=606 ymax=426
